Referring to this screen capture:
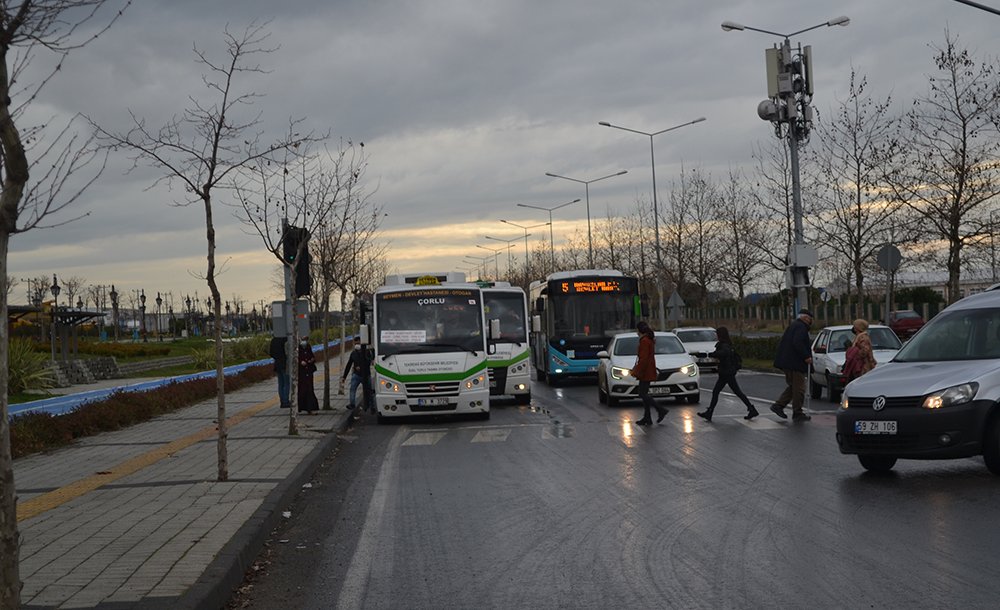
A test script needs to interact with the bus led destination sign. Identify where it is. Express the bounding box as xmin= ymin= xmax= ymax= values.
xmin=560 ymin=280 xmax=622 ymax=293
